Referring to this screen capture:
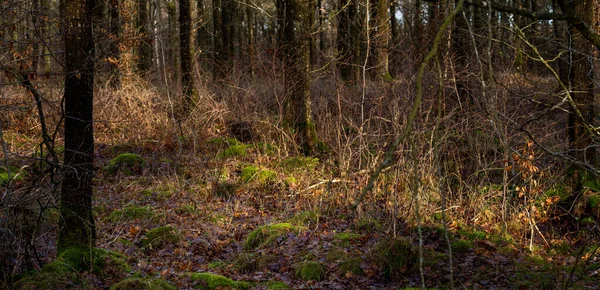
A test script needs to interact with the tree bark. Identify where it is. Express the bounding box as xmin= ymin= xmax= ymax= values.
xmin=108 ymin=0 xmax=121 ymax=88
xmin=278 ymin=0 xmax=317 ymax=155
xmin=180 ymin=0 xmax=196 ymax=111
xmin=137 ymin=0 xmax=152 ymax=73
xmin=59 ymin=0 xmax=96 ymax=254
xmin=370 ymin=0 xmax=391 ymax=79
xmin=337 ymin=0 xmax=358 ymax=82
